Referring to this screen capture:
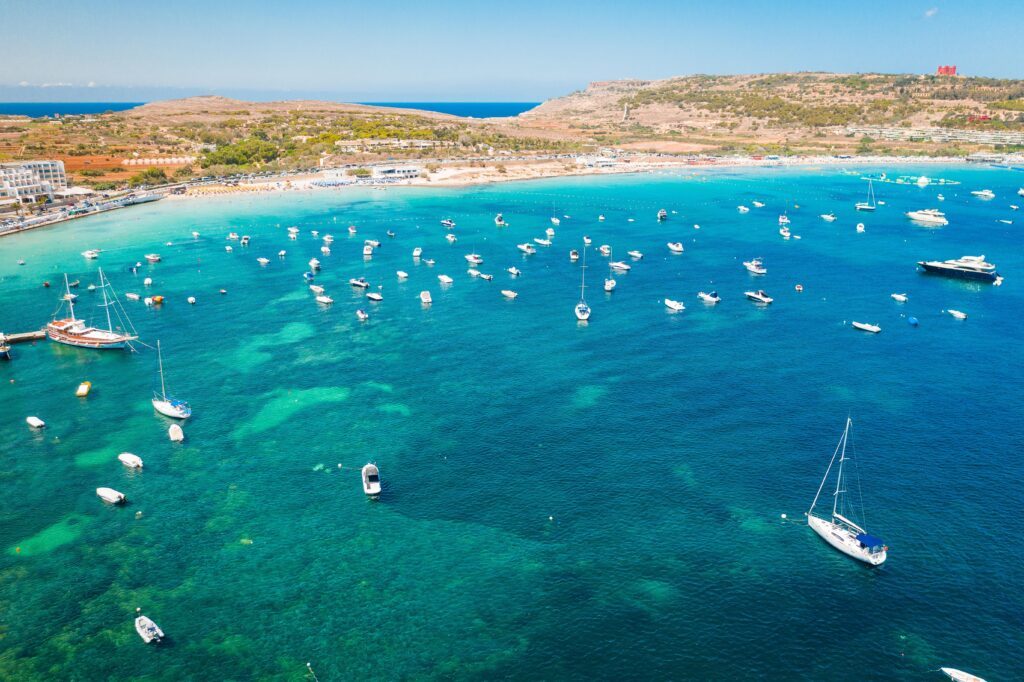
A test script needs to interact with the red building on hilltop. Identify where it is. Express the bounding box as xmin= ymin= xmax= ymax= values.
xmin=937 ymin=65 xmax=958 ymax=76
